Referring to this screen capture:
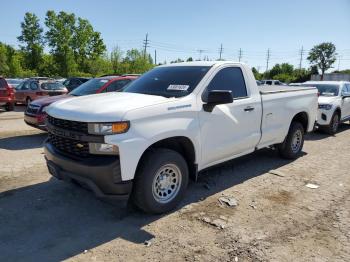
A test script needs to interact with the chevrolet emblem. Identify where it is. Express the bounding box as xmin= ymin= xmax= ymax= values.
xmin=76 ymin=143 xmax=84 ymax=148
